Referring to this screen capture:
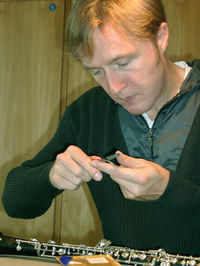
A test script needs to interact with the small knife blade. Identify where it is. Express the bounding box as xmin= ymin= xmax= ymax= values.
xmin=101 ymin=153 xmax=120 ymax=163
